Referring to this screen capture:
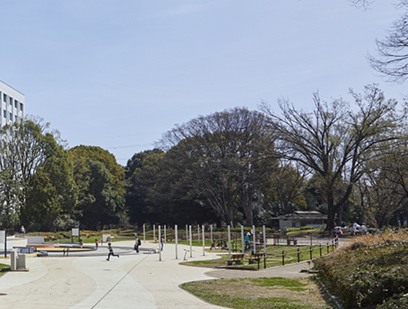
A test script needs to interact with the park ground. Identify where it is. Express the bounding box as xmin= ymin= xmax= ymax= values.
xmin=0 ymin=237 xmax=335 ymax=309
